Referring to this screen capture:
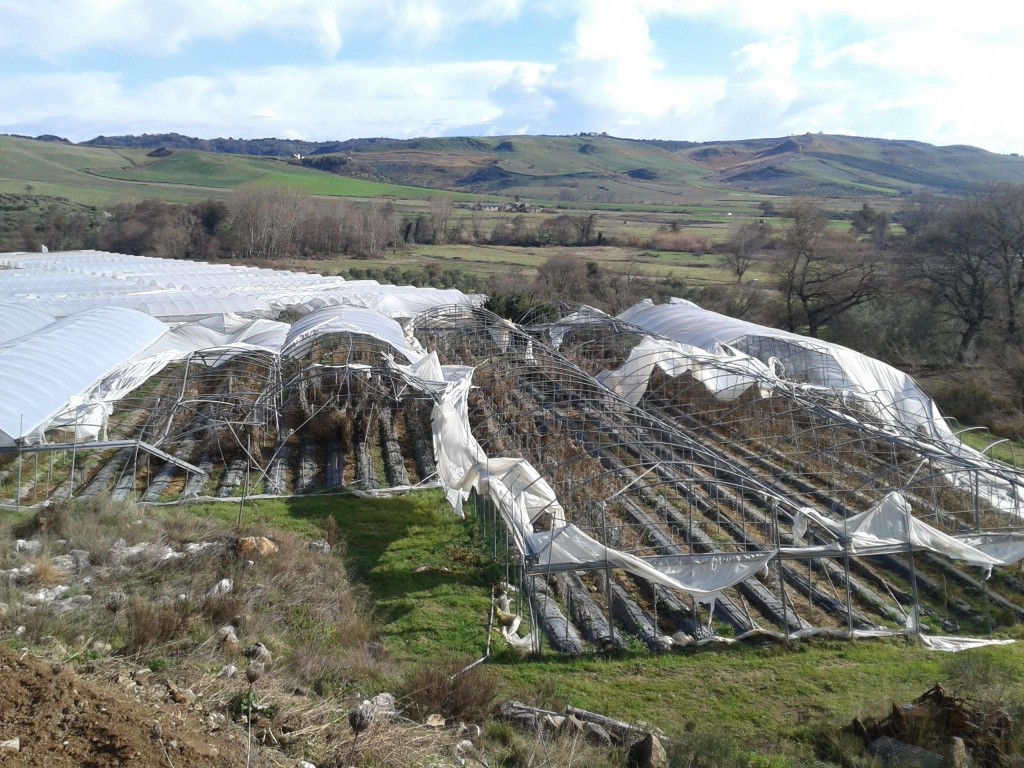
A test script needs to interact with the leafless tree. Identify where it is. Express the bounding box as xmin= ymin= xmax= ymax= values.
xmin=534 ymin=252 xmax=589 ymax=303
xmin=230 ymin=185 xmax=310 ymax=259
xmin=721 ymin=221 xmax=771 ymax=283
xmin=428 ymin=194 xmax=454 ymax=245
xmin=904 ymin=198 xmax=995 ymax=362
xmin=771 ymin=201 xmax=885 ymax=337
xmin=976 ymin=183 xmax=1024 ymax=343
xmin=351 ymin=200 xmax=398 ymax=259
